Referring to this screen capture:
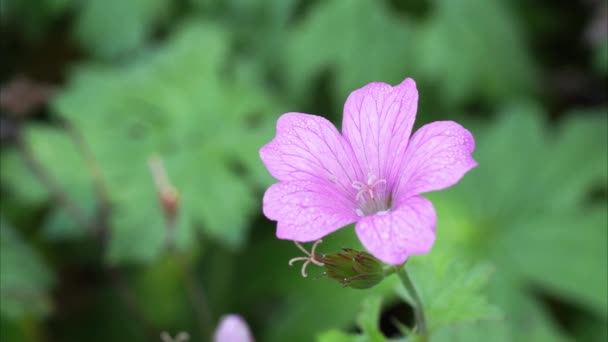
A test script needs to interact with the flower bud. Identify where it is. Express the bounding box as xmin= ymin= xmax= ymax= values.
xmin=318 ymin=248 xmax=388 ymax=289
